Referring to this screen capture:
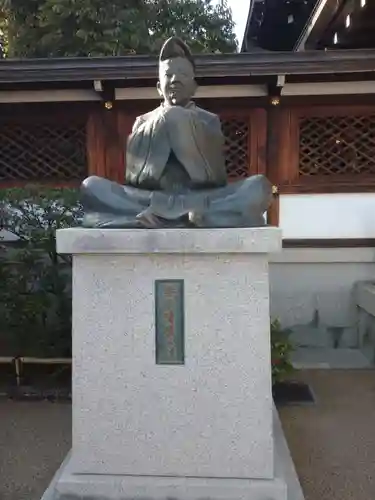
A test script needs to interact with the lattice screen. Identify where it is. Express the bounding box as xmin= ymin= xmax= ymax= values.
xmin=0 ymin=121 xmax=87 ymax=182
xmin=299 ymin=115 xmax=375 ymax=176
xmin=221 ymin=118 xmax=250 ymax=180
